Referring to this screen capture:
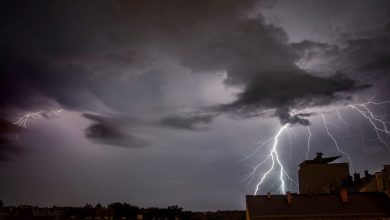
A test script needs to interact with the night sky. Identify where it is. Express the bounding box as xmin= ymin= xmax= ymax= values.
xmin=1 ymin=0 xmax=390 ymax=211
